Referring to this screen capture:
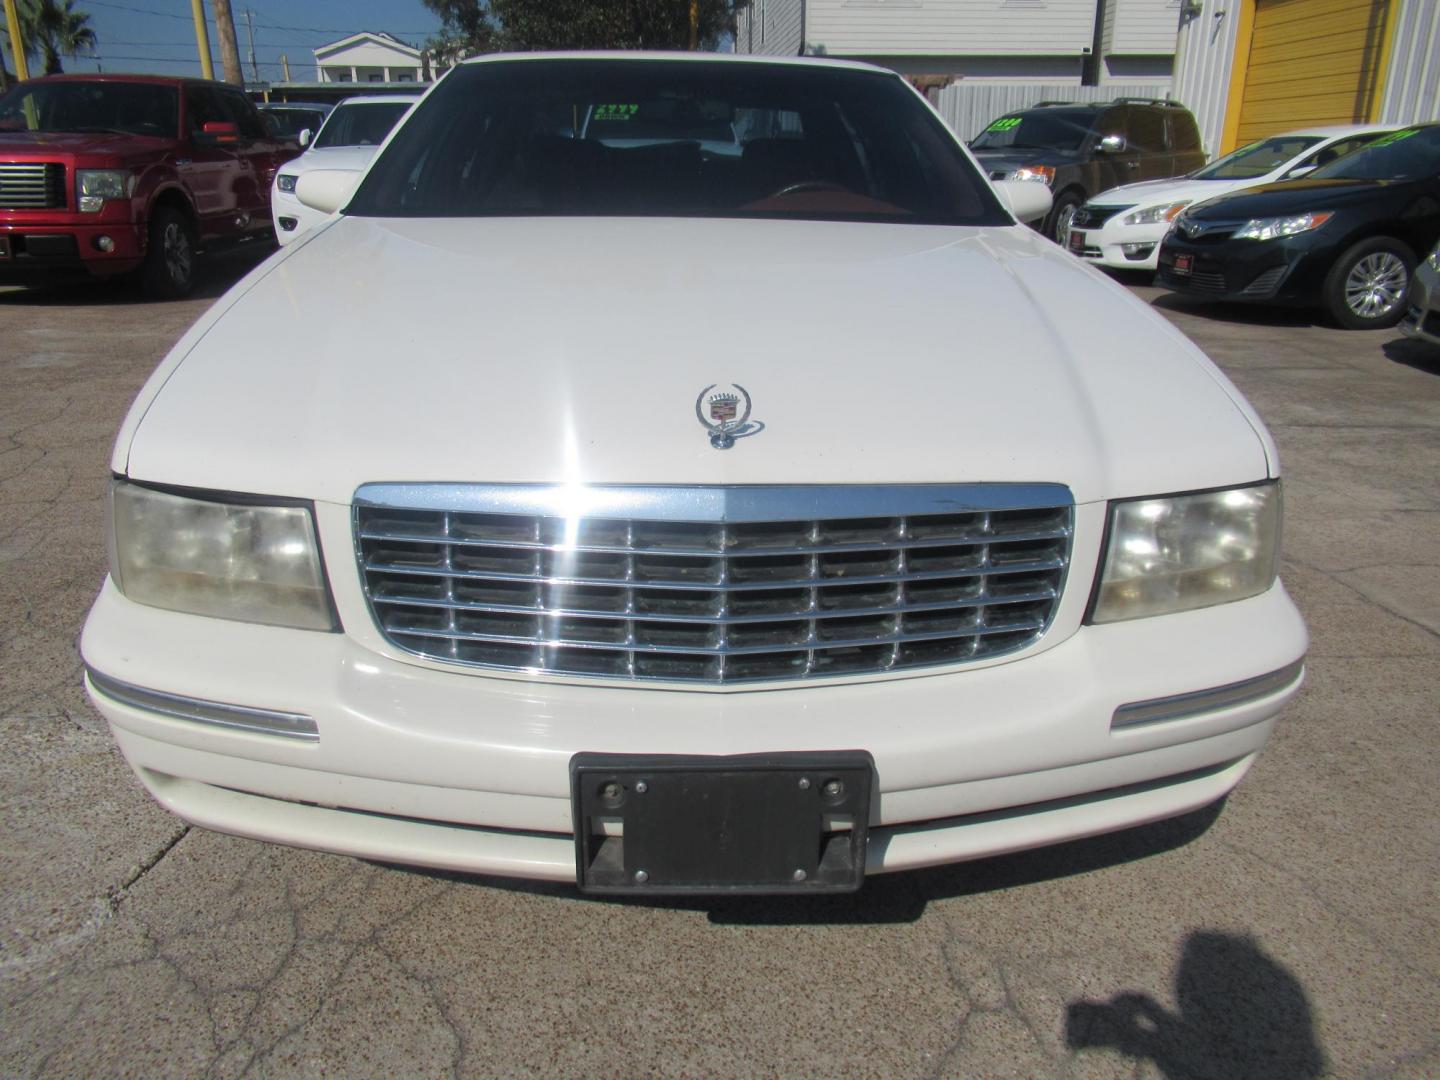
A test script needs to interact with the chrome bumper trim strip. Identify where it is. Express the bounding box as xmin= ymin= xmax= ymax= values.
xmin=1111 ymin=659 xmax=1304 ymax=730
xmin=85 ymin=667 xmax=319 ymax=741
